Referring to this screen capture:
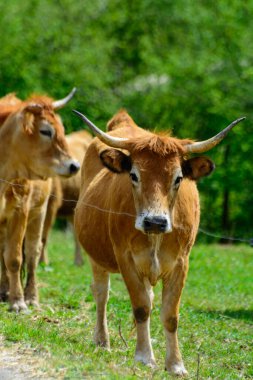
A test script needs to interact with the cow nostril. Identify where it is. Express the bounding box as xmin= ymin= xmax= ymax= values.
xmin=144 ymin=219 xmax=152 ymax=229
xmin=69 ymin=162 xmax=80 ymax=174
xmin=159 ymin=218 xmax=167 ymax=227
xmin=153 ymin=217 xmax=167 ymax=229
xmin=143 ymin=216 xmax=168 ymax=233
